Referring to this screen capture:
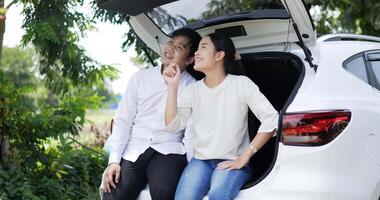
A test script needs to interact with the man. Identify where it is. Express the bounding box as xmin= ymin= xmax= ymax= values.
xmin=102 ymin=28 xmax=202 ymax=200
